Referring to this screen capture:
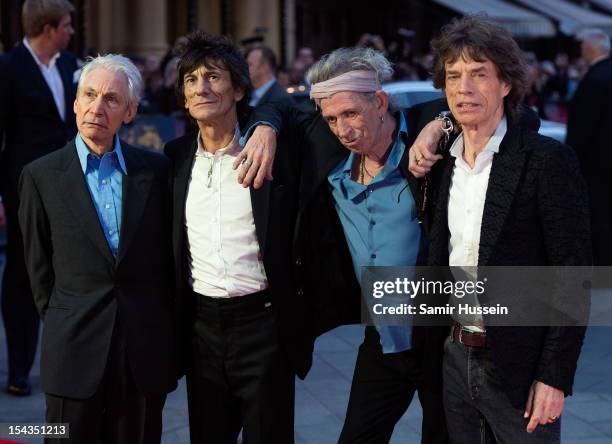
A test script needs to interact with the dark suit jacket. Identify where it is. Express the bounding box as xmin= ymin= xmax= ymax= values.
xmin=291 ymin=110 xmax=427 ymax=334
xmin=18 ymin=141 xmax=178 ymax=399
xmin=256 ymin=79 xmax=292 ymax=107
xmin=0 ymin=43 xmax=78 ymax=207
xmin=567 ymin=57 xmax=612 ymax=173
xmin=566 ymin=57 xmax=612 ymax=265
xmin=427 ymin=118 xmax=591 ymax=408
xmin=164 ymin=115 xmax=310 ymax=378
xmin=249 ymin=102 xmax=449 ymax=388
